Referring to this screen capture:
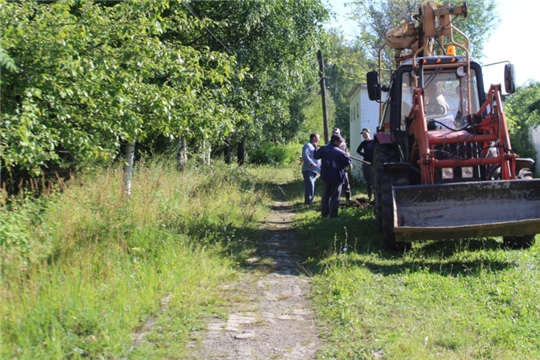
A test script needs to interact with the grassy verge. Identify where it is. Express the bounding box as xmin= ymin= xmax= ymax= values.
xmin=294 ymin=192 xmax=540 ymax=359
xmin=1 ymin=159 xmax=269 ymax=359
xmin=7 ymin=160 xmax=538 ymax=359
